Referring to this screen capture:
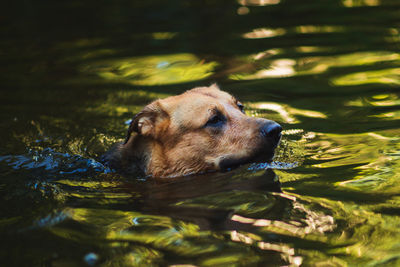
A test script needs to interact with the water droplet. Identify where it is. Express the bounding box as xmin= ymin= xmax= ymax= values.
xmin=157 ymin=61 xmax=169 ymax=68
xmin=84 ymin=252 xmax=99 ymax=266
